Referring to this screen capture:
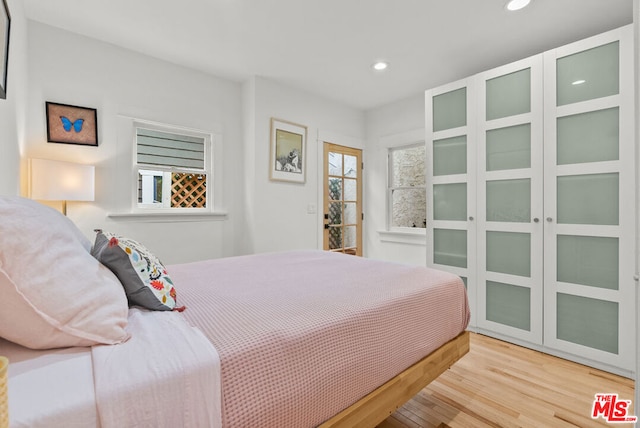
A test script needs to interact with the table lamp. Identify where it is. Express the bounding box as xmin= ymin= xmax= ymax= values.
xmin=29 ymin=158 xmax=95 ymax=215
